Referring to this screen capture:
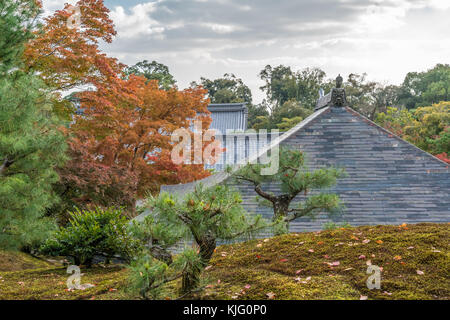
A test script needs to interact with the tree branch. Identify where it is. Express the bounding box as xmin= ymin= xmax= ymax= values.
xmin=285 ymin=206 xmax=319 ymax=222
